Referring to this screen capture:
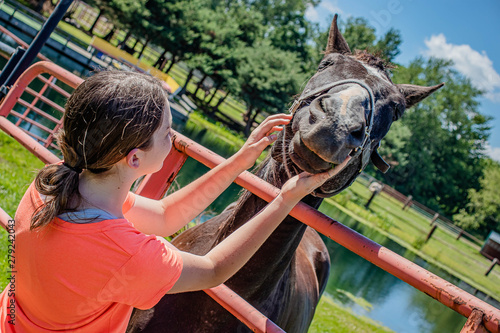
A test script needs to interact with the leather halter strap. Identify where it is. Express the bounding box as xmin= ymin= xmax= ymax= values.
xmin=282 ymin=78 xmax=390 ymax=196
xmin=287 ymin=79 xmax=376 ymax=172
